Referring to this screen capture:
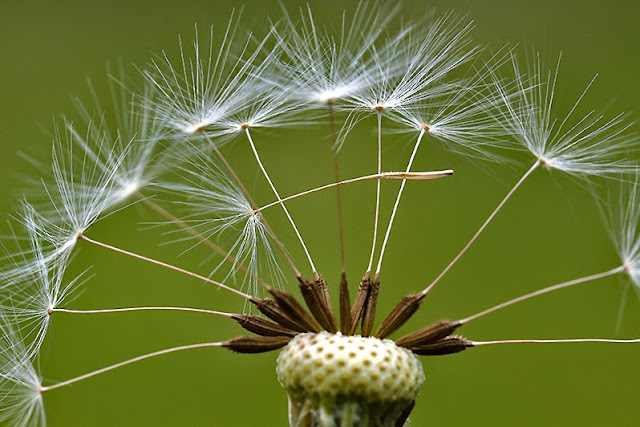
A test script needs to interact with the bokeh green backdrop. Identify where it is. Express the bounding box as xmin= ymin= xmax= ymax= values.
xmin=1 ymin=0 xmax=639 ymax=425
